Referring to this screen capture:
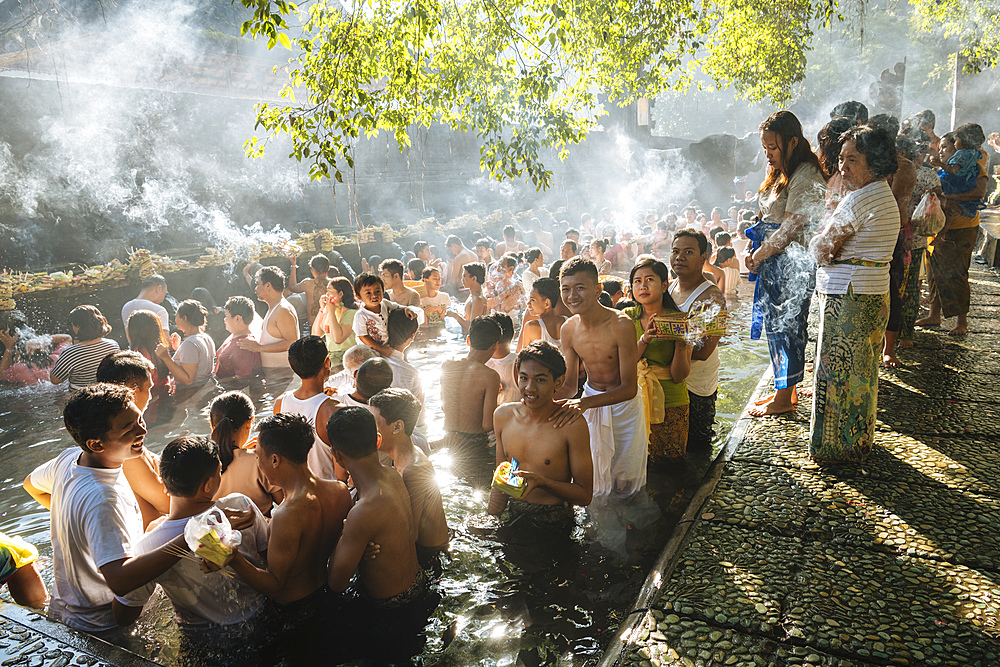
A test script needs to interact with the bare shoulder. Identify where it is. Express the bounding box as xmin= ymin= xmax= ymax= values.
xmin=609 ymin=309 xmax=636 ymax=335
xmin=494 ymin=402 xmax=518 ymax=425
